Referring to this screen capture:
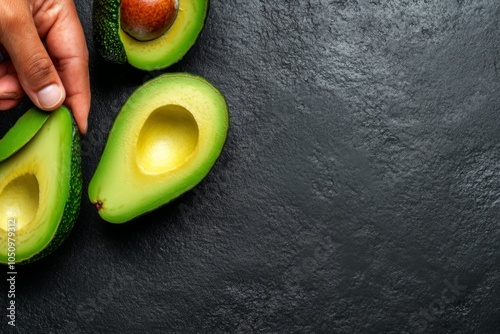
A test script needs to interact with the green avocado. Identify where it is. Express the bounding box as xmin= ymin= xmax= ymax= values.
xmin=88 ymin=73 xmax=228 ymax=223
xmin=0 ymin=107 xmax=82 ymax=264
xmin=0 ymin=108 xmax=49 ymax=162
xmin=93 ymin=0 xmax=208 ymax=70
